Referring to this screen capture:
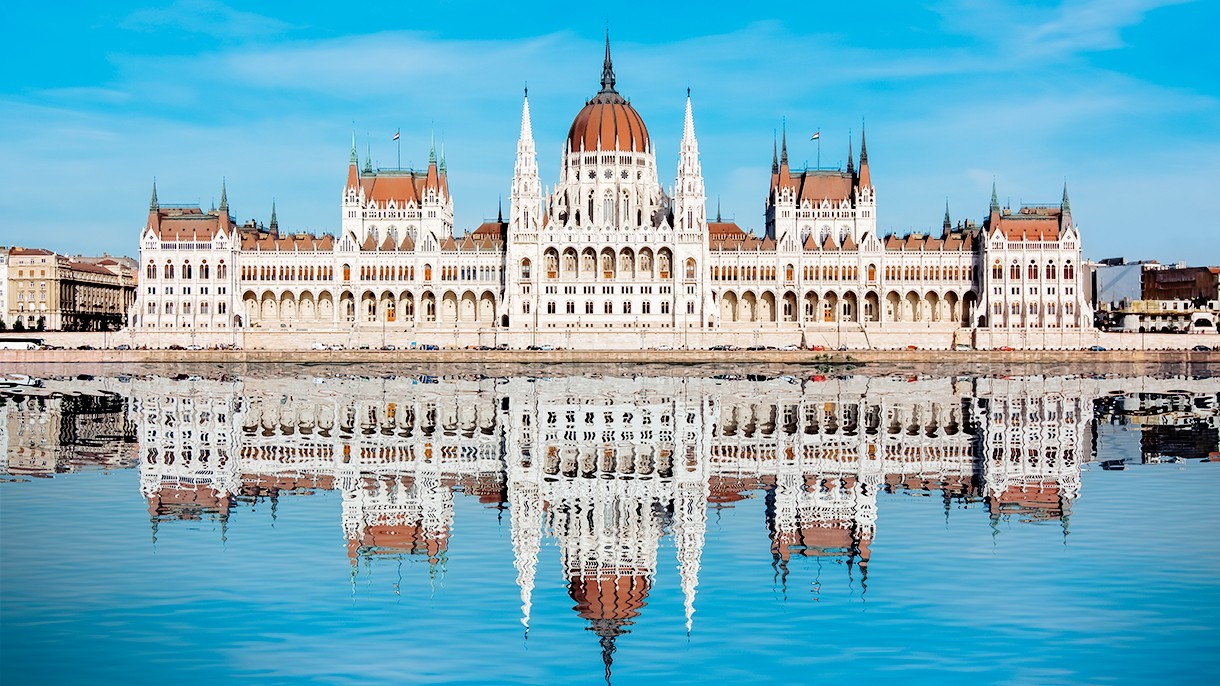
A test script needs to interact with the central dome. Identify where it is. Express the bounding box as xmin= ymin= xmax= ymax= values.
xmin=565 ymin=37 xmax=650 ymax=154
